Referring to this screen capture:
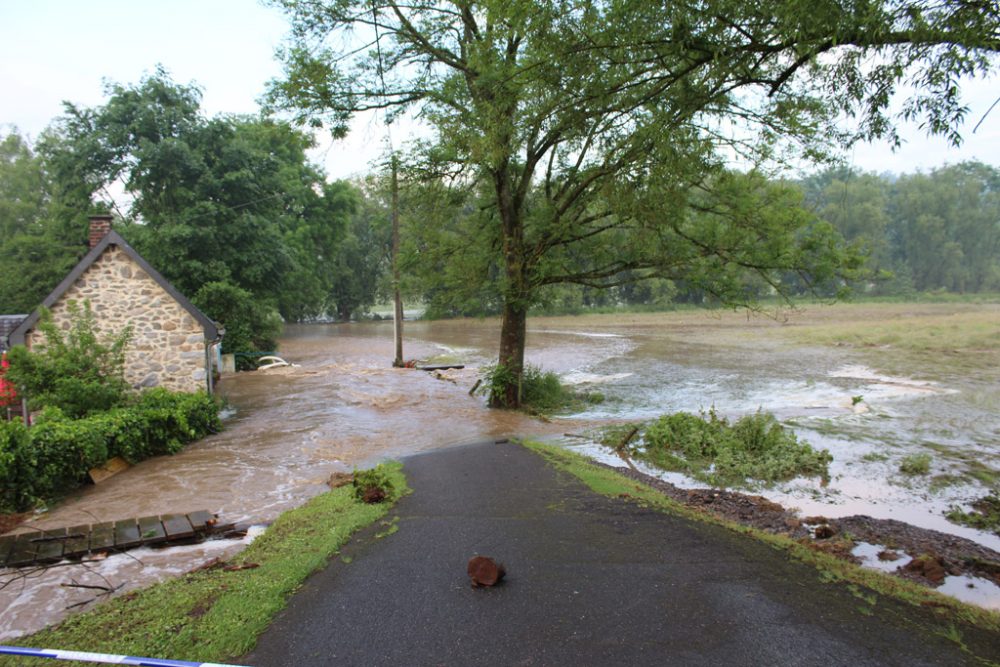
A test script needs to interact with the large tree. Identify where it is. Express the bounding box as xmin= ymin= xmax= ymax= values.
xmin=0 ymin=131 xmax=88 ymax=313
xmin=39 ymin=70 xmax=355 ymax=322
xmin=268 ymin=0 xmax=998 ymax=406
